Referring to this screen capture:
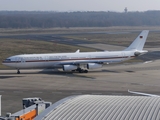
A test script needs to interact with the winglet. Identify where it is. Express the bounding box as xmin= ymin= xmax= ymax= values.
xmin=124 ymin=30 xmax=149 ymax=51
xmin=75 ymin=49 xmax=80 ymax=53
